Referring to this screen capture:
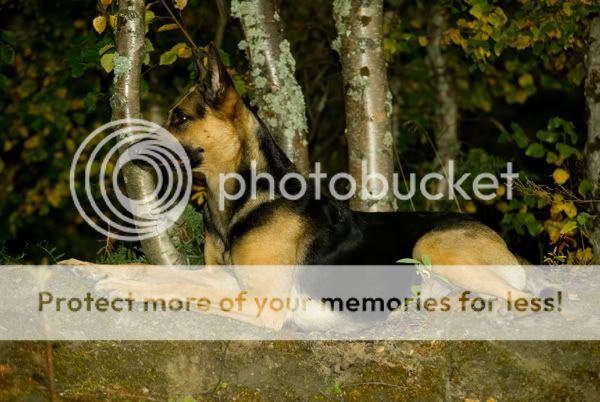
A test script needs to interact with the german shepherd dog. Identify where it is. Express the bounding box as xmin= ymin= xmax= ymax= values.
xmin=77 ymin=45 xmax=542 ymax=332
xmin=118 ymin=44 xmax=537 ymax=332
